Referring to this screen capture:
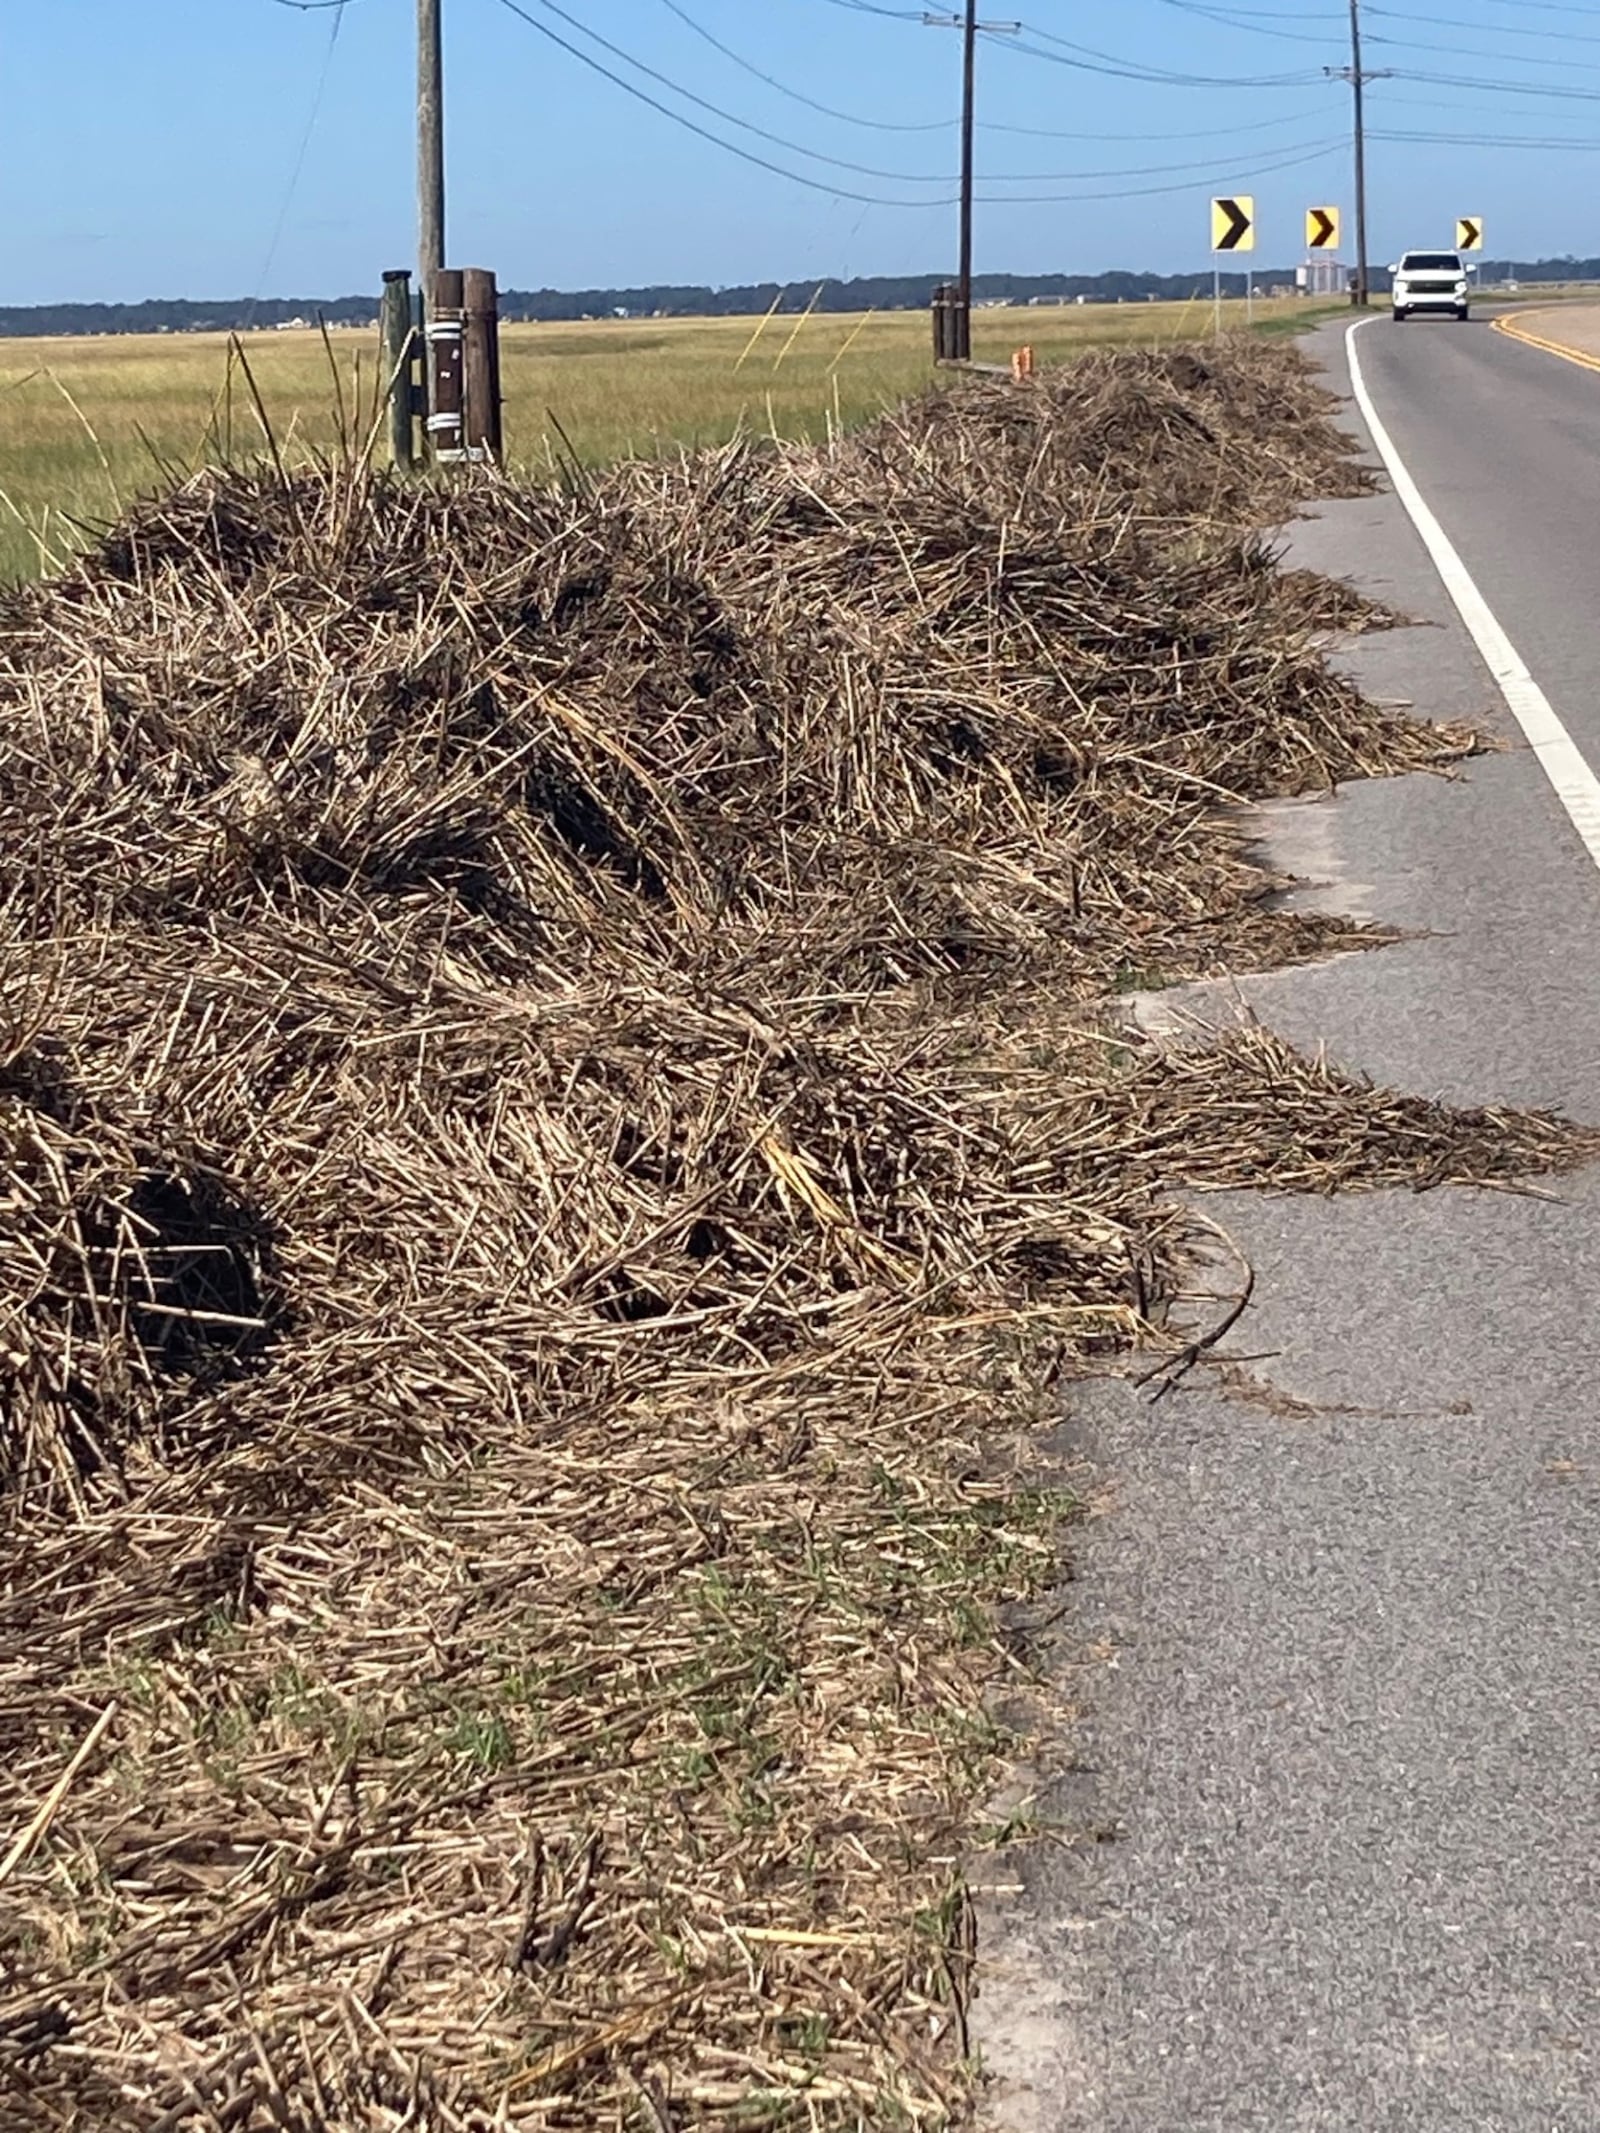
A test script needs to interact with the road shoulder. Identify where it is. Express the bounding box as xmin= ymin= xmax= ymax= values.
xmin=973 ymin=318 xmax=1600 ymax=2133
xmin=1494 ymin=301 xmax=1600 ymax=375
